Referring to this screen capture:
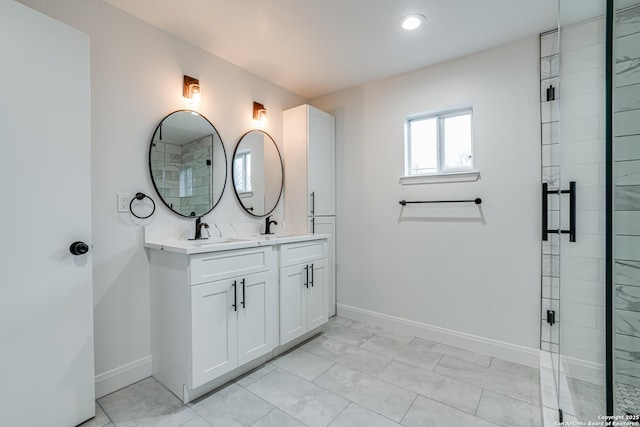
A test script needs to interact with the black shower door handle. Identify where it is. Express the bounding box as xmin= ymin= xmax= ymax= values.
xmin=568 ymin=181 xmax=576 ymax=242
xmin=542 ymin=181 xmax=576 ymax=243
